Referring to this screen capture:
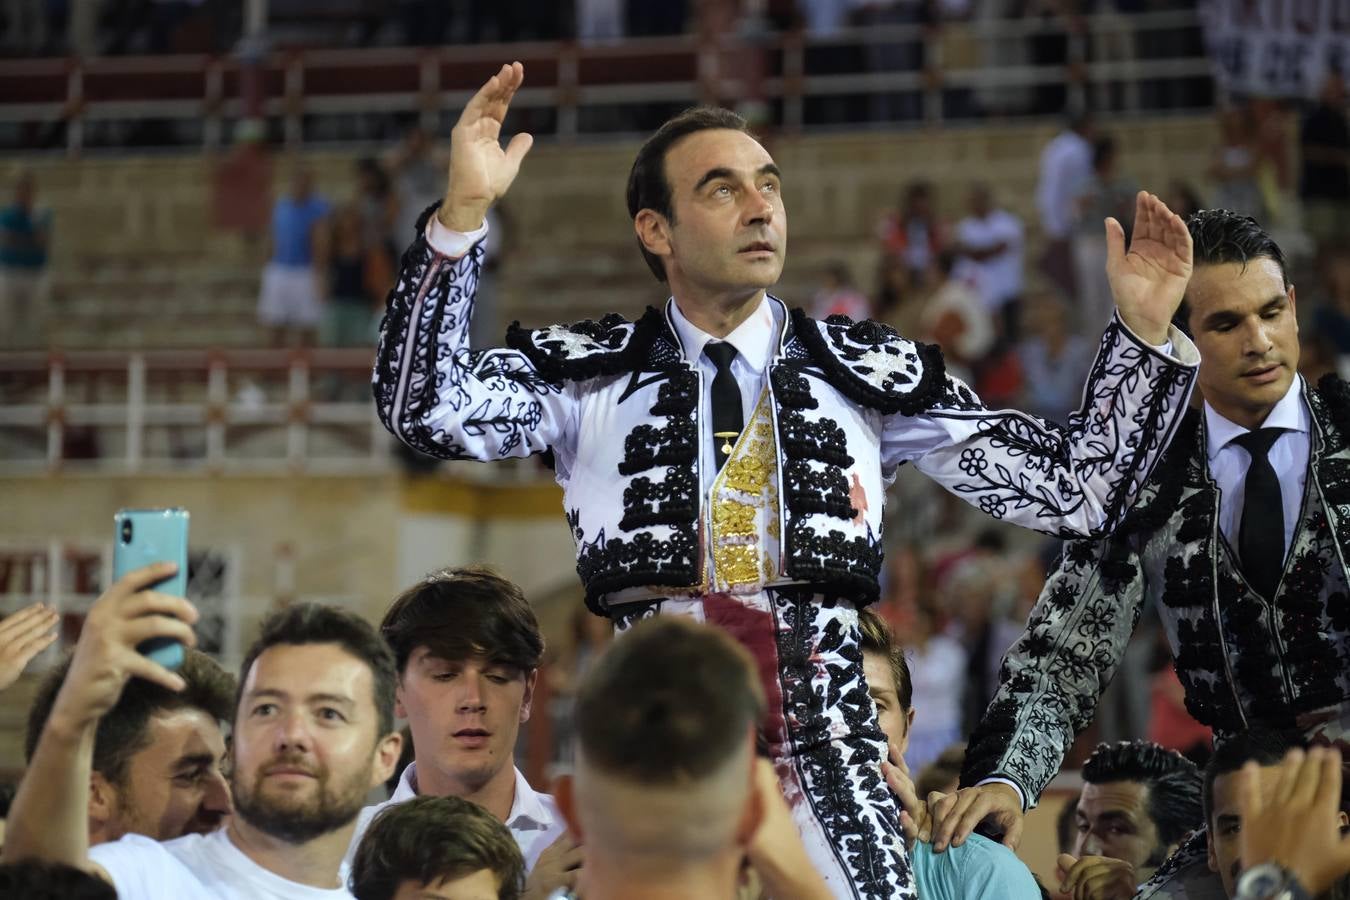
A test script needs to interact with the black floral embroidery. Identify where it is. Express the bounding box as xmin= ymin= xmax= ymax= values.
xmin=505 ymin=305 xmax=669 ymax=383
xmin=574 ymin=528 xmax=698 ymax=614
xmin=782 ymin=460 xmax=856 ymax=521
xmin=778 ymin=410 xmax=855 ymax=468
xmin=769 ymin=364 xmax=819 ymax=410
xmin=772 ymin=593 xmax=913 ymax=898
xmin=783 ymin=521 xmax=883 ymax=603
